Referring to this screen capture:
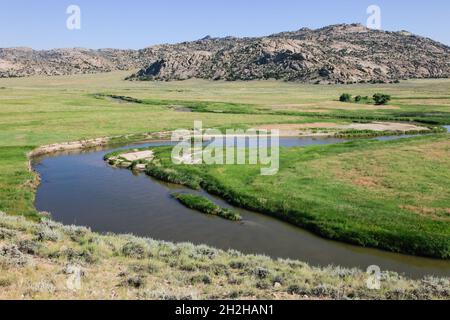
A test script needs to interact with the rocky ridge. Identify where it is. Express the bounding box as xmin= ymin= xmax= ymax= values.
xmin=1 ymin=24 xmax=449 ymax=83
